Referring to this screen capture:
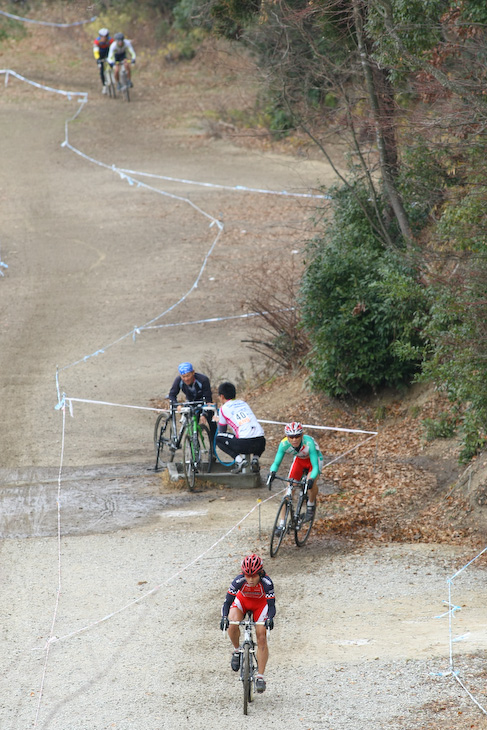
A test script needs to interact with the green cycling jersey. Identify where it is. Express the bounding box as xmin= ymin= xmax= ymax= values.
xmin=270 ymin=433 xmax=323 ymax=480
